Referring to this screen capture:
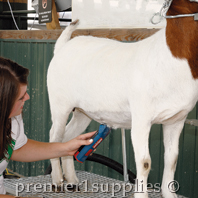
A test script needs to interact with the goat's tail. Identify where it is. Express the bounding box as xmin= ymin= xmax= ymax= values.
xmin=54 ymin=19 xmax=79 ymax=55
